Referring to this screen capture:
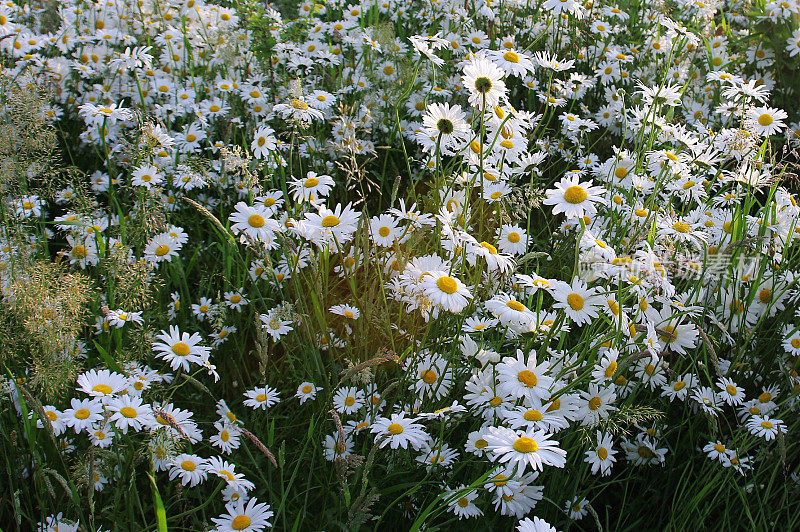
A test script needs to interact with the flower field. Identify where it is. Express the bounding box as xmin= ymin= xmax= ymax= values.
xmin=1 ymin=0 xmax=800 ymax=529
